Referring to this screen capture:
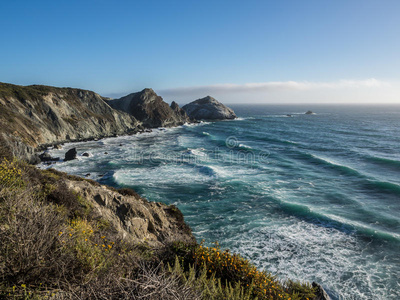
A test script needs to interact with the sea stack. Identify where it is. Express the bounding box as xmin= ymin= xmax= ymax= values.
xmin=182 ymin=96 xmax=236 ymax=120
